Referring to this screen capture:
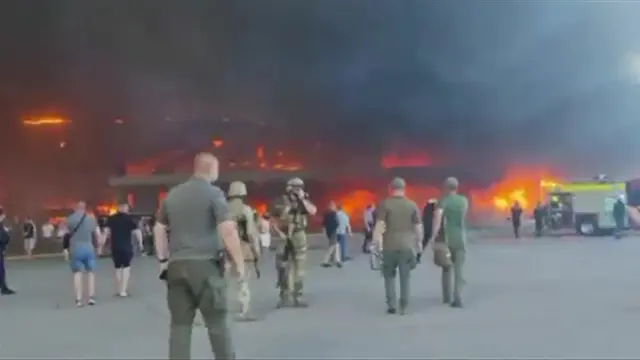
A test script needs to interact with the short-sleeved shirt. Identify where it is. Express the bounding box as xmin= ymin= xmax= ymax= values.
xmin=106 ymin=212 xmax=137 ymax=252
xmin=336 ymin=210 xmax=350 ymax=235
xmin=66 ymin=211 xmax=98 ymax=253
xmin=157 ymin=177 xmax=230 ymax=262
xmin=376 ymin=195 xmax=421 ymax=251
xmin=438 ymin=193 xmax=468 ymax=249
